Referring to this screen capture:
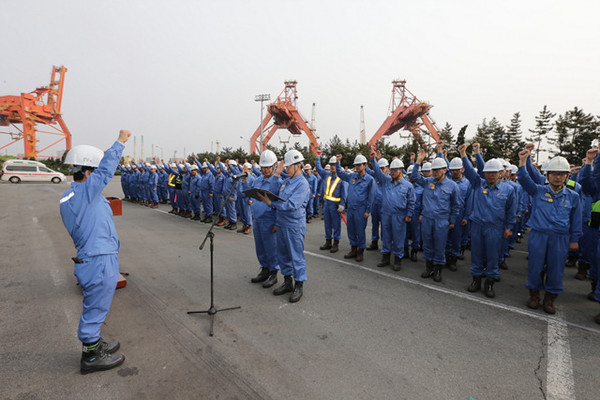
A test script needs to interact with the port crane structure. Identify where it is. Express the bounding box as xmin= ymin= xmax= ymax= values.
xmin=368 ymin=79 xmax=441 ymax=149
xmin=250 ymin=80 xmax=318 ymax=154
xmin=0 ymin=66 xmax=71 ymax=159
